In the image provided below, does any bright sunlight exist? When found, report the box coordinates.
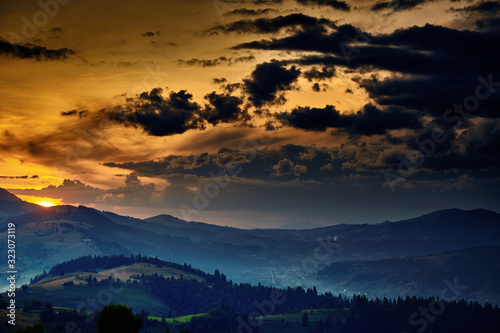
[17,195,62,208]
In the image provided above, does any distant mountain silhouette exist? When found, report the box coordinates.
[275,221,325,229]
[0,188,22,201]
[0,188,37,219]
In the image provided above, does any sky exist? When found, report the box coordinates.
[0,0,499,228]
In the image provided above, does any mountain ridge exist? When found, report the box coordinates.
[0,188,22,201]
[1,187,500,298]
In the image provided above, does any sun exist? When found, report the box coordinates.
[38,201,57,208]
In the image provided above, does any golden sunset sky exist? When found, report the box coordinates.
[1,0,498,227]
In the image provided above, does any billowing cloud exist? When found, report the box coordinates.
[272,158,307,176]
[244,61,301,107]
[60,87,250,137]
[104,145,332,180]
[10,179,105,205]
[303,66,336,81]
[202,92,248,125]
[105,88,203,136]
[279,104,422,135]
[10,177,160,208]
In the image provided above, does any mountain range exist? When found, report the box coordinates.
[1,188,499,303]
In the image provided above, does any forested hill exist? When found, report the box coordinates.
[29,255,340,315]
[4,255,500,333]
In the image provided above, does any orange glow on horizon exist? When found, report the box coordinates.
[38,201,56,208]
[17,195,63,208]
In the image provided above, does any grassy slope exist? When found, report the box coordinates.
[1,262,206,318]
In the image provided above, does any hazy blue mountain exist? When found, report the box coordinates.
[317,245,500,305]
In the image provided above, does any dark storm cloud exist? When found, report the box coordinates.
[105,88,203,136]
[202,13,336,35]
[104,152,225,177]
[244,61,301,107]
[475,17,500,30]
[371,0,433,12]
[296,0,350,11]
[235,23,500,118]
[98,87,249,136]
[177,55,255,67]
[0,38,75,60]
[278,104,422,135]
[224,8,277,16]
[104,144,339,181]
[358,72,500,119]
[407,119,500,172]
[303,66,336,81]
[202,92,248,125]
[235,23,498,75]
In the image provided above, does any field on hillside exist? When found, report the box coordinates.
[37,262,205,290]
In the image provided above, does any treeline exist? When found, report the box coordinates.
[141,275,500,333]
[13,297,500,333]
[16,303,97,333]
[143,273,340,316]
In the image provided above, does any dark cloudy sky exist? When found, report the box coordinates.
[1,0,499,227]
